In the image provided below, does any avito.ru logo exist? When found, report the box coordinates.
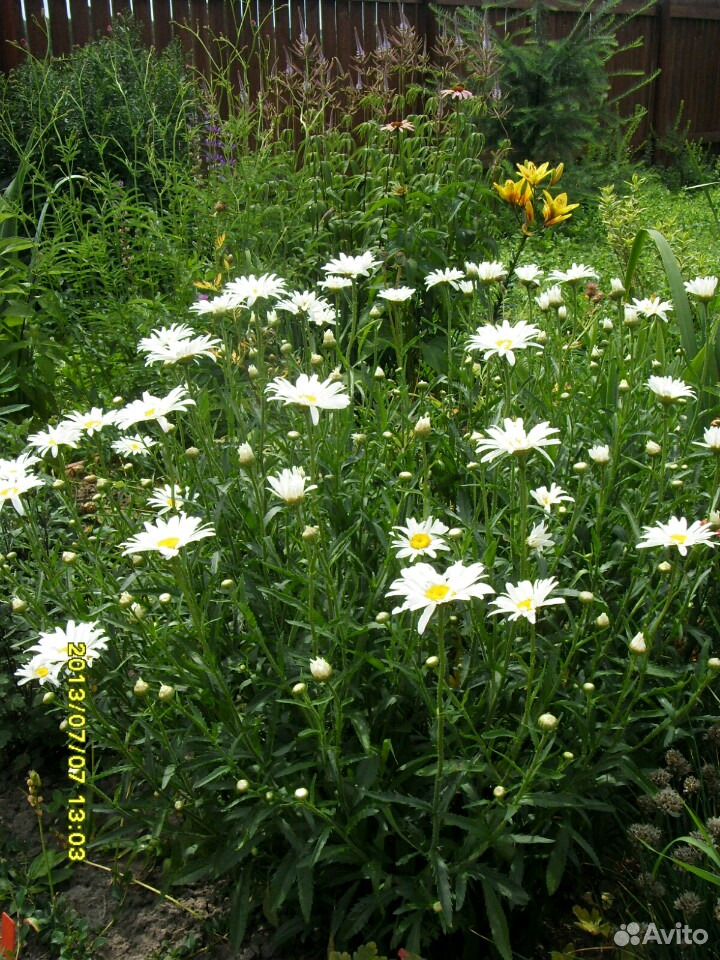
[614,921,709,947]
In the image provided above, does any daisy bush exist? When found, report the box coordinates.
[4,159,720,957]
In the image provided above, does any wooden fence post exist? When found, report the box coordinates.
[652,0,673,155]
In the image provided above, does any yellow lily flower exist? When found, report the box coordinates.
[550,162,564,185]
[542,191,579,228]
[493,177,532,207]
[516,160,552,188]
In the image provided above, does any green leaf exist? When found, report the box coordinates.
[481,879,512,960]
[28,849,66,880]
[297,864,314,923]
[546,827,570,895]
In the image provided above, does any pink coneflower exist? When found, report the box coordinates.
[440,83,474,100]
[380,119,415,132]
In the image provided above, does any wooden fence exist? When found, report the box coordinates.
[2,0,720,143]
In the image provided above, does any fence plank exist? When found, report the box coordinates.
[1,1,26,73]
[132,0,155,47]
[68,0,91,48]
[48,0,72,56]
[25,0,49,59]
[91,0,112,38]
[153,0,173,48]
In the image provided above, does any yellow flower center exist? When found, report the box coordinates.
[670,533,688,545]
[157,536,181,551]
[85,419,101,429]
[303,394,318,405]
[425,583,451,602]
[35,666,50,678]
[0,486,18,498]
[496,339,514,351]
[517,598,535,611]
[410,533,432,550]
[144,407,157,417]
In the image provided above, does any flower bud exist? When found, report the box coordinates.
[287,430,301,440]
[578,591,595,604]
[158,683,175,701]
[302,525,319,542]
[185,446,200,459]
[618,378,630,392]
[602,318,614,331]
[322,329,336,348]
[432,901,443,914]
[374,366,385,380]
[595,612,609,629]
[292,682,307,696]
[310,657,333,682]
[132,555,144,567]
[557,306,567,320]
[130,603,146,621]
[492,785,506,799]
[645,439,661,456]
[582,682,595,692]
[52,478,65,489]
[573,461,588,473]
[237,442,255,466]
[657,561,672,574]
[425,655,440,669]
[538,712,559,732]
[221,578,235,590]
[133,678,150,697]
[236,779,250,793]
[294,787,309,800]
[609,278,625,299]
[280,341,292,356]
[708,658,720,671]
[248,364,259,380]
[11,597,27,614]
[629,632,647,655]
[119,591,134,608]
[375,611,390,623]
[42,691,55,704]
[398,471,413,481]
[414,417,432,438]
[562,751,574,761]
[62,550,78,564]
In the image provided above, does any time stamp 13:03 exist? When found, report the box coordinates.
[65,642,89,863]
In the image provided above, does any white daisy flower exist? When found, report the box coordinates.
[15,652,63,687]
[386,560,495,635]
[61,407,117,437]
[531,483,574,513]
[267,466,317,505]
[391,517,450,561]
[465,260,507,283]
[318,276,354,292]
[514,264,543,286]
[0,452,41,482]
[377,286,415,302]
[631,295,673,323]
[588,444,610,464]
[684,276,718,302]
[547,263,598,284]
[138,322,195,350]
[275,290,337,326]
[466,320,543,366]
[189,291,246,316]
[224,273,288,307]
[27,620,109,668]
[321,251,381,279]
[148,484,193,514]
[637,516,717,557]
[114,386,195,433]
[265,372,350,426]
[694,425,720,452]
[647,375,696,404]
[27,422,83,458]
[111,435,158,456]
[488,577,565,624]
[0,473,44,515]
[535,285,564,311]
[121,512,215,559]
[526,520,554,554]
[424,267,466,290]
[472,417,561,464]
[139,326,220,365]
